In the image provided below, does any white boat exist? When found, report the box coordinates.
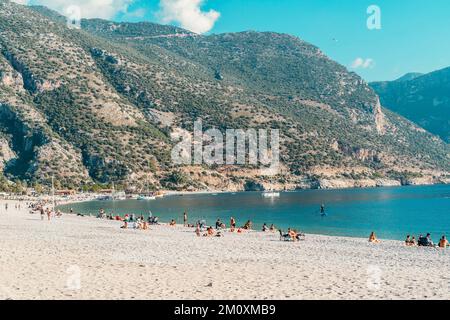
[137,195,156,201]
[262,192,280,198]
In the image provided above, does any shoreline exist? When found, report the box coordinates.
[1,180,447,203]
[54,184,449,243]
[164,181,450,195]
[1,198,449,300]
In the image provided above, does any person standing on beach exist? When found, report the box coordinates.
[230,217,236,231]
[183,211,188,227]
[195,223,201,237]
[40,206,45,221]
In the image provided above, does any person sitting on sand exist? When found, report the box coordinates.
[439,235,449,248]
[270,224,276,232]
[169,219,176,226]
[419,233,435,247]
[121,221,128,229]
[215,219,222,229]
[288,228,298,241]
[142,221,149,230]
[369,232,380,243]
[405,235,414,246]
[426,233,434,246]
[262,223,269,232]
[295,230,305,241]
[243,220,253,230]
[203,226,215,237]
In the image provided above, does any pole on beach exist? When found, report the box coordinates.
[112,181,116,216]
[52,175,55,212]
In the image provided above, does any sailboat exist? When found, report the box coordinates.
[137,176,156,200]
[262,191,281,198]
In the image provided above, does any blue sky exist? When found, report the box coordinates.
[25,0,450,82]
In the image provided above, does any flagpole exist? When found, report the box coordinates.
[51,175,55,212]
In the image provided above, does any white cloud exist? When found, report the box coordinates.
[15,0,134,20]
[351,57,375,69]
[158,0,220,34]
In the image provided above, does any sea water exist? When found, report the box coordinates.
[58,185,450,241]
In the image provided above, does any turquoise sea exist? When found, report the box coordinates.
[58,185,450,241]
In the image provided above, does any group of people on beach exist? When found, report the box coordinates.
[111,208,306,241]
[194,216,253,237]
[28,202,62,221]
[405,233,449,248]
[67,206,449,249]
[368,231,449,248]
[90,208,160,230]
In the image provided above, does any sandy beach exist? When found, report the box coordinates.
[0,199,449,300]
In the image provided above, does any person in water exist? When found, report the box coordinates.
[320,204,326,216]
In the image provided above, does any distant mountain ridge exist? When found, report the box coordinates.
[0,0,449,192]
[371,67,450,143]
[394,72,424,82]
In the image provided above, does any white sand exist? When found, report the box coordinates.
[0,199,449,300]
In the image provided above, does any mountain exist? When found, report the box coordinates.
[371,68,450,143]
[394,73,424,82]
[0,0,449,192]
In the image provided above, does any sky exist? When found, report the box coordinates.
[17,0,450,82]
